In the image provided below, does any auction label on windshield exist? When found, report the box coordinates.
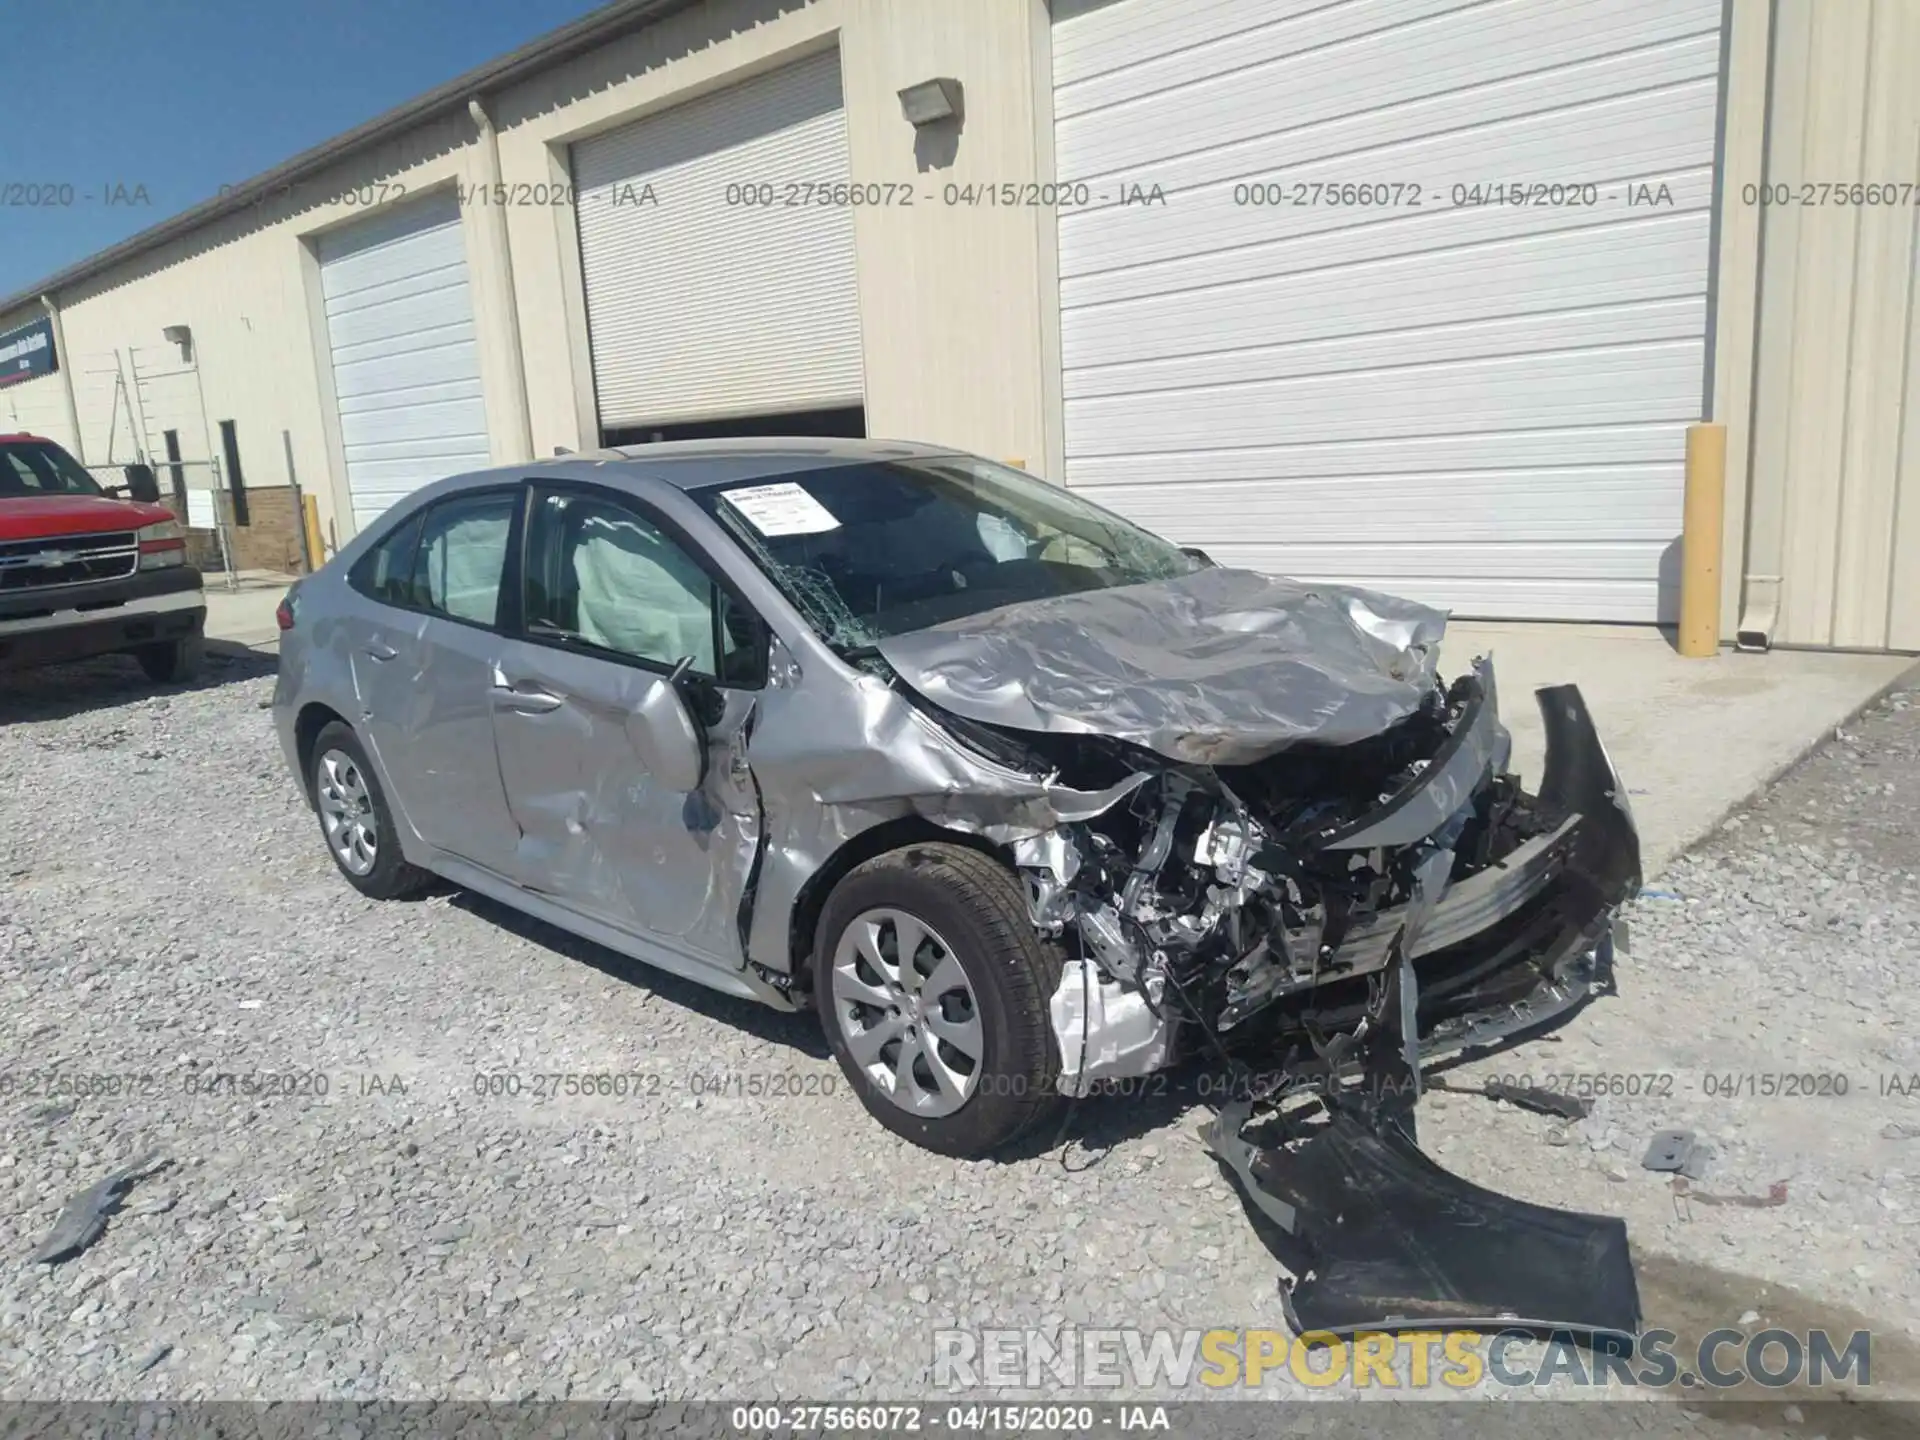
[724,481,841,535]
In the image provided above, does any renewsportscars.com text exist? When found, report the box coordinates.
[932,1326,1872,1391]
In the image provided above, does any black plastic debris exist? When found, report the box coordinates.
[1202,929,1641,1341]
[1192,678,1647,1345]
[1435,1077,1594,1121]
[1484,1079,1592,1120]
[31,1153,166,1265]
[1206,1098,1641,1341]
[1642,1128,1713,1179]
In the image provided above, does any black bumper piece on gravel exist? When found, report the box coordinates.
[1203,681,1644,1343]
[1210,1096,1640,1341]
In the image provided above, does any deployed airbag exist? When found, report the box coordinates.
[573,511,716,672]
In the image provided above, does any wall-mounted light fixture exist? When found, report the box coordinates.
[898,77,964,128]
[162,324,193,364]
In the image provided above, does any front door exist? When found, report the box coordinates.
[344,488,522,877]
[488,483,767,967]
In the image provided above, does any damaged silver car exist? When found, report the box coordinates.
[275,439,1642,1333]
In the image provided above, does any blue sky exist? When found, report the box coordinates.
[0,0,610,298]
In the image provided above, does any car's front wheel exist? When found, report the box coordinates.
[815,842,1064,1157]
[309,721,435,900]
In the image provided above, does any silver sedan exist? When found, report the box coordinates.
[273,439,1639,1161]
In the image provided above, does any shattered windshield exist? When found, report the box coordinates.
[695,456,1200,649]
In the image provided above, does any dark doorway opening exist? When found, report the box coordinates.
[603,405,865,449]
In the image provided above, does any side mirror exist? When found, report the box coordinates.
[1180,545,1215,567]
[124,463,162,505]
[729,608,772,686]
[627,675,708,792]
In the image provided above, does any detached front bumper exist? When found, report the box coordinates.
[1203,678,1646,1344]
[1215,660,1640,1043]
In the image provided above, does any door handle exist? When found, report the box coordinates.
[490,682,564,714]
[361,641,397,662]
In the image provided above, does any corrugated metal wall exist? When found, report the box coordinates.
[1745,0,1920,650]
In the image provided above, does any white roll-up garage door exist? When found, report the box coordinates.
[1052,0,1723,621]
[318,193,491,532]
[572,49,863,432]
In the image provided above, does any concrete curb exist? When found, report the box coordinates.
[1650,657,1920,875]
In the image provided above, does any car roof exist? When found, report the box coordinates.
[502,436,966,492]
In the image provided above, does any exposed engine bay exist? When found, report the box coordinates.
[919,652,1642,1340]
[865,569,1645,1339]
[990,656,1636,1099]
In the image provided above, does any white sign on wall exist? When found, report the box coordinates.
[186,487,218,529]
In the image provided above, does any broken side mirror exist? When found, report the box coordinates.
[627,665,709,792]
[123,463,162,505]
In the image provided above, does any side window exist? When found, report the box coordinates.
[347,512,425,608]
[0,452,42,492]
[411,492,516,626]
[524,488,761,684]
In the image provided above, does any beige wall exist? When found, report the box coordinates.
[0,370,81,456]
[1726,0,1920,651]
[41,109,529,554]
[27,0,1919,655]
[492,0,1057,472]
[18,0,1059,551]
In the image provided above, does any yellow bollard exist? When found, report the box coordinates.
[301,493,325,573]
[1678,422,1726,657]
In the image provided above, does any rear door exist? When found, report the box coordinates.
[489,481,767,967]
[343,487,523,876]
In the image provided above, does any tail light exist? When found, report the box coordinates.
[275,594,297,631]
[136,519,186,569]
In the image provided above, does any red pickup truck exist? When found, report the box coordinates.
[0,432,207,682]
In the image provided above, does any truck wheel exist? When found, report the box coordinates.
[135,636,205,684]
[309,721,436,900]
[816,842,1065,1158]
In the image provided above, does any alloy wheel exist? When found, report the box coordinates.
[316,748,379,876]
[829,907,984,1117]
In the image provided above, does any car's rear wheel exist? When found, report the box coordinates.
[309,721,435,900]
[135,636,204,684]
[815,842,1064,1157]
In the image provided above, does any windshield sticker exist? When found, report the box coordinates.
[722,482,841,536]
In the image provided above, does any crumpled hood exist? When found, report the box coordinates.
[874,566,1449,765]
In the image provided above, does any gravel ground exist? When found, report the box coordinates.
[1,649,1916,1432]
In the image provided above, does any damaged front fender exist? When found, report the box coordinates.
[739,650,1152,978]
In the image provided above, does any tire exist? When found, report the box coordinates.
[815,842,1065,1157]
[308,721,436,901]
[135,636,205,684]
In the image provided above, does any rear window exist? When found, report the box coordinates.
[0,439,104,498]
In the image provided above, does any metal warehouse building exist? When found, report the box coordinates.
[2,0,1915,651]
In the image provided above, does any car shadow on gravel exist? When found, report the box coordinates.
[444,881,1237,1161]
[448,888,830,1057]
[0,646,277,726]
